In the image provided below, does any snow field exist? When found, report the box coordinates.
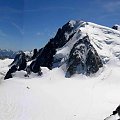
[0,59,120,120]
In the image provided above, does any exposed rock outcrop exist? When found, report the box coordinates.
[4,65,17,80]
[112,24,120,31]
[29,21,77,71]
[31,49,38,60]
[104,105,120,120]
[65,36,103,77]
[4,52,27,79]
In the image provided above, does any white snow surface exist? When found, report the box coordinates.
[0,59,120,120]
[0,21,120,120]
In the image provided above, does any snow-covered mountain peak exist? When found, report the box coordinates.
[54,21,120,68]
[4,20,120,79]
[68,20,85,29]
[68,20,76,27]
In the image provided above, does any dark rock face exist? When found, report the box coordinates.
[31,49,38,60]
[66,36,103,78]
[29,21,75,72]
[4,65,17,80]
[112,25,120,31]
[114,105,120,117]
[10,52,27,71]
[112,25,118,30]
[86,48,103,74]
[4,52,27,80]
[18,53,27,71]
[51,21,74,48]
[104,105,120,120]
[4,50,43,80]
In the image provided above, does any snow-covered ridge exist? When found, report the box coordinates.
[54,20,120,69]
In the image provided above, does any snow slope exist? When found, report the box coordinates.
[0,21,120,120]
[0,59,120,120]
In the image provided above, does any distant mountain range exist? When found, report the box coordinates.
[0,49,18,59]
[0,49,32,60]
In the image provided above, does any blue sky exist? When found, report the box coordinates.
[0,0,120,51]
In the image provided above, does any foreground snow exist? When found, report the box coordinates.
[0,59,120,120]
